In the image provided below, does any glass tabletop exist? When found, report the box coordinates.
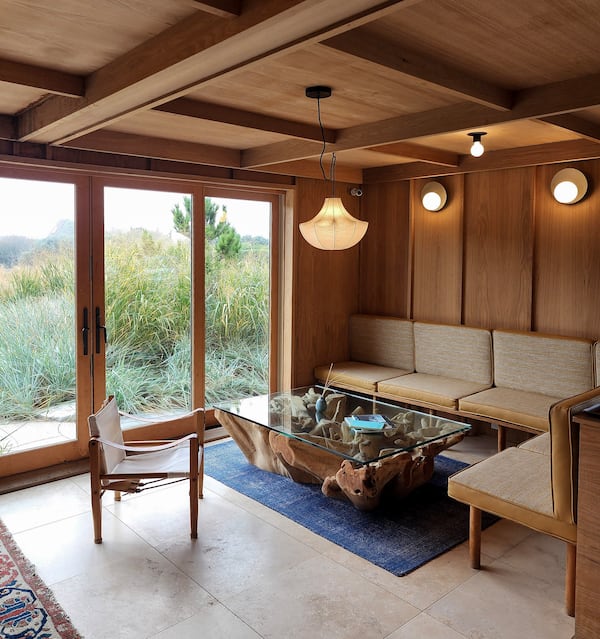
[214,385,471,465]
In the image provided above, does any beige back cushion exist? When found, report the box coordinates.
[349,315,414,371]
[413,322,493,385]
[549,388,600,523]
[493,330,594,397]
[595,342,600,387]
[88,396,125,473]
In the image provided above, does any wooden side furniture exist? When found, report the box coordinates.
[573,409,600,638]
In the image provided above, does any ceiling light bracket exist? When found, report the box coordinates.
[305,86,332,100]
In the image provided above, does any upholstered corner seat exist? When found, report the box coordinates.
[378,322,493,410]
[448,387,600,616]
[315,314,414,393]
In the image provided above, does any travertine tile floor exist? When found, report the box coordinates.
[0,433,575,639]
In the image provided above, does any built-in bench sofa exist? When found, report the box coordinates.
[314,314,599,449]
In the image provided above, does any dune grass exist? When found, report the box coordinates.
[0,233,269,420]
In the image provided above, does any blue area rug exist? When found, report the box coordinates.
[204,440,496,576]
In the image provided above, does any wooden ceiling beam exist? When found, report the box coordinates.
[190,0,242,18]
[365,141,459,166]
[242,73,600,167]
[62,130,241,167]
[322,29,513,111]
[363,139,600,182]
[0,115,17,140]
[154,97,336,143]
[17,0,413,145]
[538,114,600,142]
[514,72,600,116]
[0,58,84,97]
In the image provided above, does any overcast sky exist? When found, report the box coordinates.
[0,178,270,239]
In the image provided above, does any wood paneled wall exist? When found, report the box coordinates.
[355,160,600,341]
[359,181,411,317]
[534,161,600,338]
[463,167,535,330]
[291,177,363,386]
[411,175,464,324]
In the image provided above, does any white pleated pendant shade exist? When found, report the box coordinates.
[299,197,368,250]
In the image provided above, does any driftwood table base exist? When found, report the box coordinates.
[215,408,465,511]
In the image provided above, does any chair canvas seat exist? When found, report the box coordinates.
[110,441,196,478]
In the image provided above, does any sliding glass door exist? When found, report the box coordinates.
[0,170,282,477]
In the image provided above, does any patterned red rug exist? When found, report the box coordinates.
[0,519,82,638]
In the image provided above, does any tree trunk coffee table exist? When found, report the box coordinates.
[214,386,470,511]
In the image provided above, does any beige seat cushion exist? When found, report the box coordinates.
[493,329,594,397]
[518,432,550,455]
[458,387,561,432]
[448,446,575,543]
[315,361,410,393]
[414,322,493,385]
[378,373,491,409]
[350,315,415,371]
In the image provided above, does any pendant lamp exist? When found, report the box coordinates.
[299,86,368,250]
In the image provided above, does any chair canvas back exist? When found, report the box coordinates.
[88,396,126,474]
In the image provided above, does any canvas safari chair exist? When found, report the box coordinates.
[448,387,600,617]
[88,396,204,544]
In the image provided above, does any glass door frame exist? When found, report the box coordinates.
[203,186,281,394]
[90,175,206,440]
[0,166,93,477]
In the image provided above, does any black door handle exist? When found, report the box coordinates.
[95,307,107,354]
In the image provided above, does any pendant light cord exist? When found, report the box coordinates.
[316,96,336,197]
[316,96,327,183]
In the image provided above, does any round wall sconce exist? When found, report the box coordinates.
[550,168,588,204]
[421,181,448,212]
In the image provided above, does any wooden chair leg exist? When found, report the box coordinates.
[470,506,482,569]
[198,449,205,500]
[89,440,103,544]
[565,542,576,617]
[189,437,199,539]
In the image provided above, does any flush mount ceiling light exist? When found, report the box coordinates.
[468,131,487,157]
[421,181,447,212]
[299,86,368,250]
[550,168,588,204]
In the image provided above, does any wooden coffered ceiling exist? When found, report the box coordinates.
[1,0,600,183]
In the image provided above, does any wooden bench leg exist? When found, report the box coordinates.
[470,506,482,569]
[566,542,576,617]
[497,425,507,451]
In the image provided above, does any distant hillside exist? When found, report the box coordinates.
[0,219,74,266]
